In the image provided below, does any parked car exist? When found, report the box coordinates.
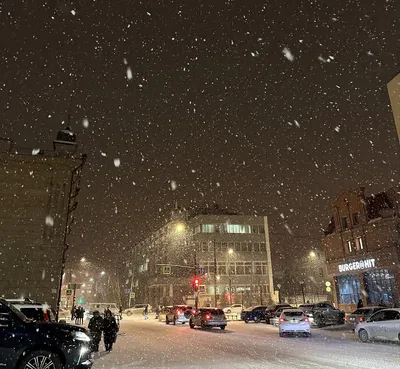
[166,305,193,325]
[123,304,151,316]
[298,304,316,324]
[189,308,227,330]
[0,298,93,369]
[265,304,292,324]
[355,308,400,343]
[346,306,385,330]
[158,306,172,322]
[6,299,56,322]
[312,302,345,327]
[223,304,244,314]
[270,307,289,326]
[278,308,311,337]
[241,306,268,323]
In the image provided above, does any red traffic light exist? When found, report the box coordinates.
[194,278,199,286]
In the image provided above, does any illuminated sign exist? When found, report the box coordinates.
[338,259,376,273]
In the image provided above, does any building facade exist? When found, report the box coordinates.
[323,187,400,312]
[387,73,400,143]
[0,137,84,309]
[127,207,274,308]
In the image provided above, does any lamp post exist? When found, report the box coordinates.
[228,248,233,304]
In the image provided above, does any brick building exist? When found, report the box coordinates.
[127,205,274,308]
[387,73,400,143]
[323,187,400,312]
[0,136,85,309]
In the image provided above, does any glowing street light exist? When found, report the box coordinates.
[100,271,105,276]
[89,278,94,282]
[176,223,185,232]
[80,257,86,262]
[228,248,234,255]
[309,251,316,258]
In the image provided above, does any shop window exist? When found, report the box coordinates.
[336,275,361,304]
[202,224,215,233]
[352,213,359,225]
[341,217,348,230]
[356,237,364,250]
[364,269,396,305]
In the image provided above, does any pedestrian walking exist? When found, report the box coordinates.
[143,304,149,320]
[80,307,85,324]
[103,310,119,352]
[357,299,363,308]
[70,306,76,321]
[88,311,103,353]
[75,307,80,325]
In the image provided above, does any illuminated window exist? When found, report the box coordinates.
[202,224,215,233]
[357,237,364,250]
[347,240,352,252]
[226,224,251,233]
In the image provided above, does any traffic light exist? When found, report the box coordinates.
[193,277,200,292]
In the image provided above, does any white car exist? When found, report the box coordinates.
[355,308,400,343]
[278,309,311,337]
[6,299,56,322]
[223,304,244,314]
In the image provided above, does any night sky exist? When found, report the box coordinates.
[2,1,400,266]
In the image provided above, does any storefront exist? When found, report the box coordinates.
[328,254,400,312]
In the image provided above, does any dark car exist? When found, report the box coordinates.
[264,304,292,324]
[312,302,345,327]
[346,306,385,330]
[241,306,268,323]
[0,299,93,369]
[189,308,227,330]
[166,305,193,325]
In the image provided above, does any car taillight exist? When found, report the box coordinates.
[279,317,287,323]
[176,309,181,315]
[206,314,211,320]
[359,317,363,322]
[301,317,309,322]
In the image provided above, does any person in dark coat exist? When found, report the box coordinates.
[88,311,103,353]
[103,310,119,352]
[143,305,149,320]
[71,306,76,321]
[357,299,363,309]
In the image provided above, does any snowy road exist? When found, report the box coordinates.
[92,318,399,369]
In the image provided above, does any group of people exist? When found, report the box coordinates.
[88,309,119,353]
[71,306,85,325]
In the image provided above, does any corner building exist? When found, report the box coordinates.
[127,207,274,308]
[323,187,400,312]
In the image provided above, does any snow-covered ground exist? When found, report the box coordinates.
[92,318,399,369]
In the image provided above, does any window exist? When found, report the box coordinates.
[254,262,262,275]
[352,213,359,225]
[252,225,259,234]
[235,242,241,252]
[357,237,364,250]
[226,224,251,233]
[244,262,252,275]
[341,217,348,229]
[336,274,361,304]
[201,242,208,252]
[202,224,215,233]
[236,262,245,275]
[221,242,227,251]
[253,242,260,252]
[259,225,265,234]
[217,263,226,275]
[347,240,352,252]
[364,269,396,304]
[241,242,248,252]
[215,242,221,251]
[247,242,252,251]
[260,243,266,251]
[228,263,235,275]
[194,225,201,234]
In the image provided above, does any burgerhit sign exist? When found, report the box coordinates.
[338,258,376,273]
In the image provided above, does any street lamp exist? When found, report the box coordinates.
[176,223,185,232]
[228,248,234,255]
[80,257,86,263]
[309,251,316,258]
[100,271,105,276]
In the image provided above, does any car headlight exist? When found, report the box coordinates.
[72,331,91,342]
